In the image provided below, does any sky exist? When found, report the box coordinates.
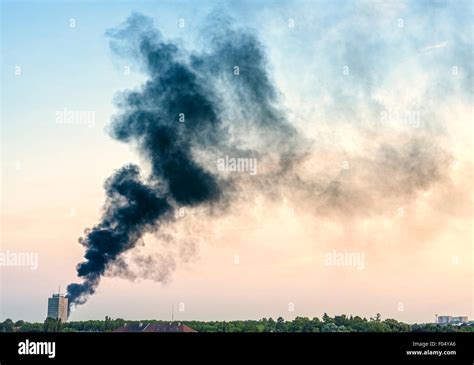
[0,0,472,323]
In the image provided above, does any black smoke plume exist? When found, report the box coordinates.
[66,13,299,307]
[66,12,453,309]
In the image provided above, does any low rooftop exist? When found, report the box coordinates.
[114,322,197,333]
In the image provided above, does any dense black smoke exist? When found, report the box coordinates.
[67,164,173,304]
[67,12,452,309]
[67,13,299,307]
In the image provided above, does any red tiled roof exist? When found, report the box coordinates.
[114,322,197,333]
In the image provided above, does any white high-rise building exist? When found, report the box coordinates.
[47,293,68,322]
[437,315,468,325]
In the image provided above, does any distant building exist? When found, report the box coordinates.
[114,322,196,333]
[47,293,68,322]
[437,315,468,325]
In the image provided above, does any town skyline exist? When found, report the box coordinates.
[1,0,472,325]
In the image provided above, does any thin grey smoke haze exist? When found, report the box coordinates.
[66,12,454,309]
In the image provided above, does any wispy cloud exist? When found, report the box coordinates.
[420,41,448,53]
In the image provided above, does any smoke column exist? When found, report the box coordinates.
[67,12,450,309]
[66,13,299,307]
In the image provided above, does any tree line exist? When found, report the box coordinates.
[1,314,472,332]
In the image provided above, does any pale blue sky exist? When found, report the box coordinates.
[1,1,472,323]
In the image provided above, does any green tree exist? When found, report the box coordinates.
[384,319,410,332]
[1,319,15,332]
[334,315,350,327]
[18,322,43,332]
[311,317,323,332]
[321,323,339,332]
[103,316,111,331]
[15,320,25,328]
[56,319,62,332]
[276,317,285,332]
[265,317,276,332]
[43,317,61,332]
[288,317,312,332]
[322,313,333,324]
[43,317,56,332]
